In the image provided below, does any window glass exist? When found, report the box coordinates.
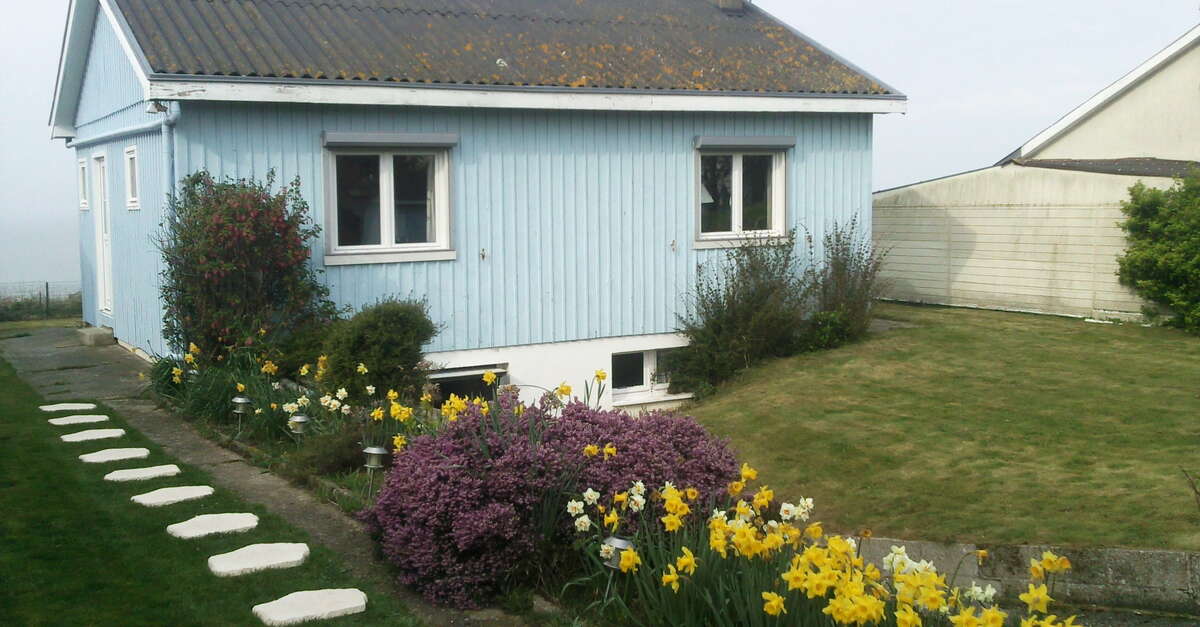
[611,352,645,389]
[653,349,678,386]
[741,155,772,231]
[78,164,88,204]
[336,155,381,246]
[700,155,733,233]
[127,154,138,200]
[393,155,433,244]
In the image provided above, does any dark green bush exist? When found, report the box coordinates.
[1118,175,1200,332]
[157,171,338,357]
[284,423,367,477]
[667,219,887,397]
[322,299,439,401]
[275,318,344,378]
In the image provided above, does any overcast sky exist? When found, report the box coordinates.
[1,0,1197,284]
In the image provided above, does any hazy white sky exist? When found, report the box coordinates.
[1,0,1197,283]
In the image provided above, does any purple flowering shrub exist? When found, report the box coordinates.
[361,392,738,608]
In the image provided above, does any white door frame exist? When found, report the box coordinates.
[92,153,113,315]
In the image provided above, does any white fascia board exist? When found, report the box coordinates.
[144,79,907,114]
[1013,22,1200,161]
[49,0,98,140]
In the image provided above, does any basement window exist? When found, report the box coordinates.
[611,349,679,397]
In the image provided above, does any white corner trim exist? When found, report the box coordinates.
[1014,22,1200,160]
[323,249,457,266]
[144,79,908,114]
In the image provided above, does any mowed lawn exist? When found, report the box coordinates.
[688,302,1200,551]
[0,350,418,626]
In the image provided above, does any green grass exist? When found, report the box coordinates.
[687,303,1200,551]
[0,355,419,626]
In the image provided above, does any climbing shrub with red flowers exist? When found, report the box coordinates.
[157,171,337,357]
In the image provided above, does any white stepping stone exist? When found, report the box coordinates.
[48,414,109,426]
[79,448,150,463]
[131,485,214,507]
[61,428,125,442]
[40,402,97,412]
[104,464,181,482]
[208,543,310,577]
[252,589,367,626]
[168,513,259,539]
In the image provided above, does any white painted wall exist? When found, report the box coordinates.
[1033,42,1200,161]
[425,332,692,411]
[873,165,1172,318]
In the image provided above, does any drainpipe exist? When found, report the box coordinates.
[158,101,180,202]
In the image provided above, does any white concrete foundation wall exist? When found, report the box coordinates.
[425,332,691,411]
[873,165,1169,319]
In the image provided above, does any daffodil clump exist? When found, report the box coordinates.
[568,461,1083,627]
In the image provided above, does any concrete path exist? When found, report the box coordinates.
[2,327,513,626]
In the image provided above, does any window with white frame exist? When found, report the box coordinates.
[77,160,89,209]
[611,348,679,396]
[328,150,451,256]
[698,152,785,238]
[123,146,139,209]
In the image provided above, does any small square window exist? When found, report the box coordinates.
[611,352,646,390]
[698,152,784,238]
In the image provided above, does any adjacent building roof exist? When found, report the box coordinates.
[1013,157,1200,179]
[113,0,897,96]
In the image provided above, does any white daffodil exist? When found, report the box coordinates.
[582,488,600,506]
[599,544,615,560]
[779,502,797,521]
[341,405,353,415]
[271,381,282,390]
[566,500,585,516]
[574,515,592,532]
[630,481,646,496]
[365,385,376,395]
[297,396,311,407]
[628,494,646,512]
[328,399,342,411]
[336,387,349,400]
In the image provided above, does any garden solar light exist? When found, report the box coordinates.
[288,413,309,435]
[601,536,633,570]
[363,446,389,469]
[231,395,252,414]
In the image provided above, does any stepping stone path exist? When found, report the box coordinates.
[104,464,181,482]
[252,589,367,626]
[79,447,149,463]
[61,428,125,442]
[168,513,259,539]
[131,485,214,507]
[48,414,109,426]
[40,402,97,412]
[208,543,310,577]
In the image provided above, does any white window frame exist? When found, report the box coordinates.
[77,159,89,210]
[695,151,786,247]
[123,146,140,210]
[324,148,454,265]
[610,349,676,398]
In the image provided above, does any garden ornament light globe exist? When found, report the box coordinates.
[231,395,252,415]
[288,413,309,435]
[601,536,633,570]
[363,446,389,469]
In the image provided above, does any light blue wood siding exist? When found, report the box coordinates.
[174,103,873,354]
[73,12,169,355]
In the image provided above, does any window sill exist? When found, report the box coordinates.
[693,235,784,250]
[324,249,457,266]
[611,390,694,408]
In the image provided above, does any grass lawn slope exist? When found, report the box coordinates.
[688,303,1200,551]
[0,354,417,626]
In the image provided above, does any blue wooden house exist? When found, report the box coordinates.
[51,0,904,407]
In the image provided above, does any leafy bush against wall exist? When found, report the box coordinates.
[668,219,886,396]
[157,171,337,356]
[322,299,438,402]
[361,392,738,608]
[1118,176,1200,332]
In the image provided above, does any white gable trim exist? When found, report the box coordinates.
[49,0,151,140]
[144,78,907,114]
[1008,22,1200,162]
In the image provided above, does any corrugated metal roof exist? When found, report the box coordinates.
[113,0,895,96]
[1015,158,1200,178]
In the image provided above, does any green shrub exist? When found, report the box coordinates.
[274,318,344,378]
[815,216,888,338]
[156,171,338,357]
[1118,175,1200,332]
[284,423,367,478]
[321,299,438,401]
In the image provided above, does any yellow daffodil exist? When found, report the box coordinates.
[1040,551,1071,573]
[420,392,433,404]
[594,369,607,381]
[1029,558,1045,581]
[976,549,989,564]
[685,487,699,501]
[781,566,806,591]
[370,407,384,422]
[949,607,981,627]
[675,547,697,575]
[603,442,617,459]
[752,485,774,511]
[613,491,628,506]
[660,513,683,532]
[582,444,599,458]
[1019,583,1052,614]
[980,607,1006,627]
[390,403,413,422]
[387,389,399,401]
[299,363,310,376]
[392,434,407,451]
[761,591,786,616]
[618,547,640,573]
[603,509,619,531]
[740,462,757,482]
[236,382,246,393]
[183,353,195,365]
[356,362,369,374]
[727,480,745,497]
[270,403,278,410]
[260,360,278,375]
[895,605,923,627]
[660,564,680,592]
[805,522,823,539]
[188,342,201,355]
[556,382,572,397]
[258,327,267,336]
[171,366,183,384]
[482,370,497,385]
